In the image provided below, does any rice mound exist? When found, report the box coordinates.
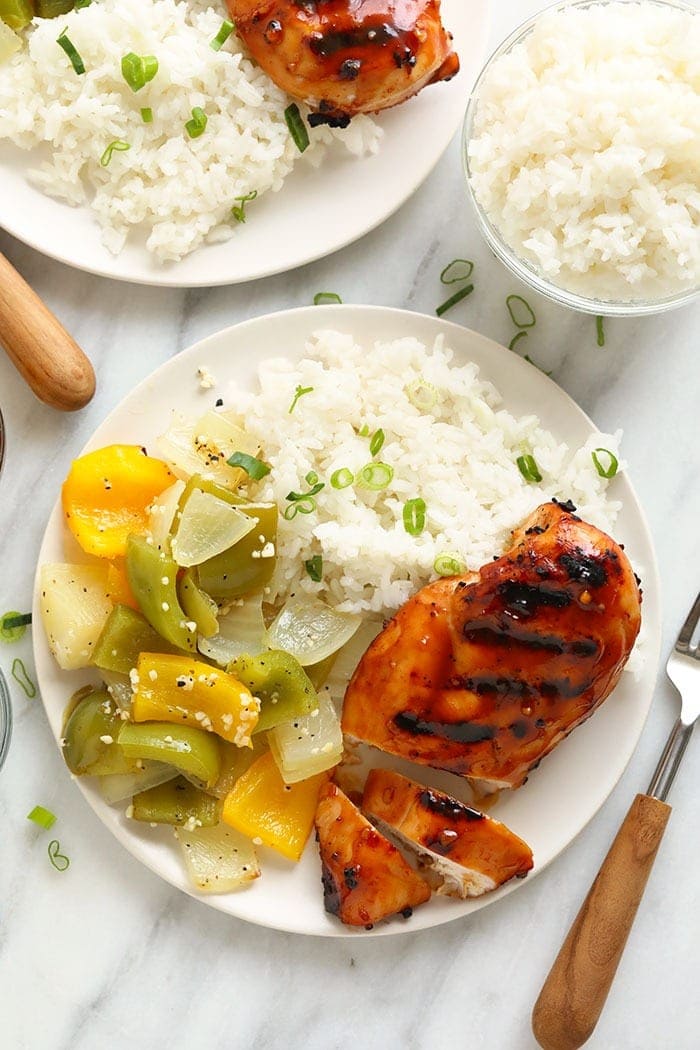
[230,330,624,615]
[468,2,700,301]
[0,0,381,261]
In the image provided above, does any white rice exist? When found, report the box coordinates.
[229,331,624,615]
[0,0,381,261]
[468,2,700,301]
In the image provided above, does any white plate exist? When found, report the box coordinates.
[0,1,489,287]
[33,305,661,936]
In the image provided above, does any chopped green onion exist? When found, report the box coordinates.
[140,107,153,123]
[56,30,85,75]
[313,292,342,306]
[227,451,270,480]
[596,315,605,347]
[524,354,553,377]
[591,448,618,479]
[369,428,385,457]
[285,102,309,153]
[12,658,36,698]
[47,840,70,872]
[27,805,57,831]
[288,384,313,414]
[1,611,31,643]
[100,140,130,167]
[287,472,324,502]
[210,18,235,50]
[121,52,158,93]
[304,555,323,582]
[509,331,528,352]
[356,462,394,491]
[436,283,474,317]
[283,497,317,520]
[358,424,370,437]
[330,468,354,490]
[406,379,438,412]
[434,553,464,577]
[516,454,543,484]
[231,189,257,223]
[74,0,92,8]
[403,498,426,537]
[440,259,474,284]
[506,294,536,329]
[185,107,208,139]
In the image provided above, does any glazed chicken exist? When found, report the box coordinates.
[228,1,459,125]
[363,769,533,897]
[342,501,642,790]
[315,781,430,926]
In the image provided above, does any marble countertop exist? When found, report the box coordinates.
[1,2,699,1047]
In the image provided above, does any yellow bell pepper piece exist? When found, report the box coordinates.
[106,559,140,611]
[222,752,328,862]
[62,445,174,558]
[132,653,260,747]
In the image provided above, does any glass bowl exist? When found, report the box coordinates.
[462,0,700,317]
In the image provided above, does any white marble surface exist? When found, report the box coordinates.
[1,2,699,1047]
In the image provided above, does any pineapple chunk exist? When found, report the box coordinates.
[174,822,260,893]
[39,563,113,670]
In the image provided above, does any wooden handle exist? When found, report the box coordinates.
[0,252,95,411]
[532,793,671,1050]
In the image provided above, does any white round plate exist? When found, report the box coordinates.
[33,305,661,936]
[0,1,489,287]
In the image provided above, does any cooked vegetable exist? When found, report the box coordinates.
[125,534,196,651]
[131,653,260,746]
[36,0,74,16]
[174,822,260,892]
[132,775,220,826]
[228,649,318,733]
[268,690,342,784]
[39,562,113,670]
[197,591,267,666]
[62,445,174,558]
[197,502,277,600]
[106,560,139,611]
[171,489,256,567]
[63,689,138,776]
[147,479,185,546]
[100,668,133,713]
[118,721,222,788]
[156,410,259,488]
[177,473,244,511]
[209,735,268,799]
[0,0,33,32]
[0,20,21,61]
[177,569,218,638]
[222,751,327,861]
[266,596,361,666]
[99,761,177,804]
[93,604,182,675]
[226,452,270,481]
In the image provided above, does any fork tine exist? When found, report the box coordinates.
[675,590,700,653]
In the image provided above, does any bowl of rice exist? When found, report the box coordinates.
[462,0,700,316]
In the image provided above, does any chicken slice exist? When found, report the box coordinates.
[315,781,430,926]
[363,768,533,897]
[342,500,642,789]
[228,0,459,124]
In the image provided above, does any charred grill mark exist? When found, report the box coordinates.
[307,110,351,127]
[308,22,402,58]
[551,497,578,514]
[559,550,608,588]
[497,581,573,617]
[418,788,484,823]
[321,861,341,915]
[461,623,600,659]
[525,525,547,535]
[445,674,538,699]
[509,719,529,739]
[343,865,360,890]
[394,711,496,744]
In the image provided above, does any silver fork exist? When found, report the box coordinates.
[532,590,700,1050]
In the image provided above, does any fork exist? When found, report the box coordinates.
[532,590,700,1050]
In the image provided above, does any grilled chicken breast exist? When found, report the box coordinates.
[315,781,430,926]
[342,500,642,789]
[228,0,459,125]
[363,769,533,897]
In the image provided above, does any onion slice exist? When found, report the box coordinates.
[171,489,256,567]
[197,591,268,667]
[267,597,361,667]
[269,691,343,784]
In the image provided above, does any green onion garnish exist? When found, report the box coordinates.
[356,462,394,491]
[524,354,553,377]
[330,467,354,490]
[27,805,57,830]
[140,107,153,123]
[313,292,342,306]
[288,384,313,414]
[369,429,385,457]
[304,555,323,582]
[509,331,528,352]
[440,259,474,284]
[283,498,316,520]
[516,454,543,484]
[403,498,426,537]
[121,52,158,93]
[596,315,605,347]
[506,294,536,329]
[436,283,474,318]
[285,102,309,153]
[231,189,257,223]
[227,451,270,480]
[12,657,36,698]
[100,140,130,167]
[1,611,31,643]
[74,0,92,8]
[185,107,208,139]
[56,30,85,75]
[47,840,70,872]
[591,448,618,479]
[358,424,370,437]
[406,379,438,412]
[434,553,464,577]
[210,18,235,50]
[287,471,324,501]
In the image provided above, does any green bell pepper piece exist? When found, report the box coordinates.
[228,649,318,733]
[118,720,221,788]
[132,775,220,826]
[177,568,218,638]
[1,0,34,30]
[198,503,277,600]
[211,735,268,798]
[93,604,183,674]
[63,689,139,776]
[177,474,245,515]
[35,0,74,17]
[125,534,195,651]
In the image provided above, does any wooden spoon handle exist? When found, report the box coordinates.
[532,793,671,1050]
[0,252,95,411]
